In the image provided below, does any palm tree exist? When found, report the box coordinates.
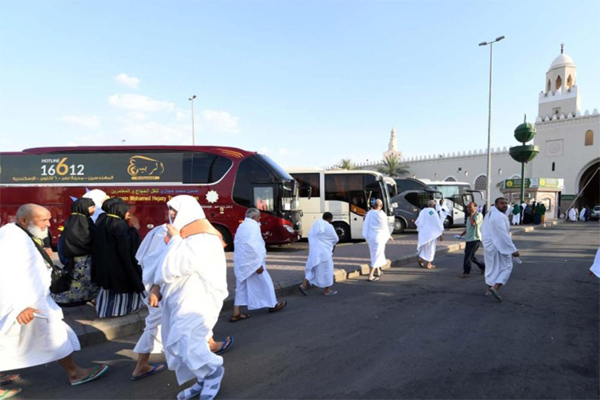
[338,158,357,170]
[377,154,410,177]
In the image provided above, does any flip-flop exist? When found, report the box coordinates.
[490,288,503,302]
[177,382,203,400]
[0,388,22,399]
[229,313,250,323]
[0,374,21,386]
[368,277,380,282]
[70,364,109,386]
[298,285,308,296]
[324,290,338,296]
[269,300,287,313]
[130,363,167,381]
[215,337,234,355]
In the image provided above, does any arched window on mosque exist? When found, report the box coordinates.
[585,130,594,146]
[567,75,573,91]
[546,80,551,93]
[474,175,488,191]
[445,176,456,182]
[555,75,562,91]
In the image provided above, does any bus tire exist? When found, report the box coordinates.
[394,217,406,234]
[214,225,233,252]
[332,222,351,243]
[443,217,453,230]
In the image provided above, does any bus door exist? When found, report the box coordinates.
[290,172,322,238]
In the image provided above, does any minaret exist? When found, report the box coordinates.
[383,127,402,160]
[538,44,580,119]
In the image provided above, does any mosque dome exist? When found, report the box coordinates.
[549,53,575,70]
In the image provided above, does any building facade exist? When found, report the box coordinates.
[347,47,599,213]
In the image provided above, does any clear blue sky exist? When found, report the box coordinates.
[1,0,598,169]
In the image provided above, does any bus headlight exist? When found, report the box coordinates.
[284,225,295,234]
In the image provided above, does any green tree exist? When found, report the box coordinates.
[377,154,410,177]
[338,158,357,170]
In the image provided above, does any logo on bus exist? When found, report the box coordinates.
[127,156,165,180]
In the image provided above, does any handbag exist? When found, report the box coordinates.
[50,261,74,294]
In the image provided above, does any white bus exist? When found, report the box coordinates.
[289,169,395,242]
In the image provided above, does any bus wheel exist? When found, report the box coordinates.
[214,225,233,252]
[443,217,452,230]
[394,218,406,234]
[333,222,351,242]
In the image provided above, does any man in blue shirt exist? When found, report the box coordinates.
[459,202,485,278]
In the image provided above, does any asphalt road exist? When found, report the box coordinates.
[11,223,600,399]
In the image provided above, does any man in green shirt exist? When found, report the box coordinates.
[459,202,485,278]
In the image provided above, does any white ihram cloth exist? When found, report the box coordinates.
[152,196,228,385]
[568,208,577,221]
[133,224,167,355]
[362,210,392,269]
[481,209,518,286]
[590,247,600,278]
[305,219,339,288]
[0,224,80,371]
[233,218,277,309]
[83,189,107,223]
[436,203,450,222]
[415,207,444,262]
[580,208,587,220]
[512,213,521,225]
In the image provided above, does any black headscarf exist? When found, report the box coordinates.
[92,199,144,293]
[60,198,96,258]
[95,197,123,225]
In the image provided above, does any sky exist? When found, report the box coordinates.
[0,0,598,169]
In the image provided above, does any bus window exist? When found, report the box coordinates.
[183,153,233,184]
[233,156,274,208]
[254,187,275,212]
[293,173,320,198]
[325,174,349,202]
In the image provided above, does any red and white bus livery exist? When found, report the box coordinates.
[0,146,302,249]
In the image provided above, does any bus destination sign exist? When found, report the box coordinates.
[0,153,183,184]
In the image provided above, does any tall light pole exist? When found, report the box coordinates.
[189,95,197,145]
[479,35,505,213]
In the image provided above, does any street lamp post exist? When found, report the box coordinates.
[479,35,505,213]
[189,95,197,145]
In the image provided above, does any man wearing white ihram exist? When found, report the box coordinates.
[0,204,108,397]
[415,200,445,269]
[230,208,287,322]
[150,195,229,400]
[481,197,520,302]
[363,199,394,282]
[299,212,340,296]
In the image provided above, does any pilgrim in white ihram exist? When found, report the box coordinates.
[231,208,286,322]
[568,207,577,221]
[590,247,600,278]
[481,199,520,302]
[415,200,445,269]
[151,195,228,400]
[299,213,339,296]
[362,199,393,282]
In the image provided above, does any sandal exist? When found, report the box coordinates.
[215,337,234,355]
[0,389,21,399]
[199,366,224,400]
[70,364,109,386]
[268,300,287,313]
[490,288,503,302]
[0,374,20,386]
[177,382,203,400]
[130,364,166,381]
[459,273,470,278]
[324,290,338,296]
[229,314,250,323]
[298,285,308,296]
[368,277,380,282]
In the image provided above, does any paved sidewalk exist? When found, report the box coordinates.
[63,220,561,346]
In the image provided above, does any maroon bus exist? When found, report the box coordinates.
[0,146,302,250]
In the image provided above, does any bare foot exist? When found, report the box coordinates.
[132,364,154,378]
[68,366,94,383]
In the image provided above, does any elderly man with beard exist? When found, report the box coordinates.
[0,204,108,397]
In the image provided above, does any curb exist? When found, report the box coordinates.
[70,220,561,347]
